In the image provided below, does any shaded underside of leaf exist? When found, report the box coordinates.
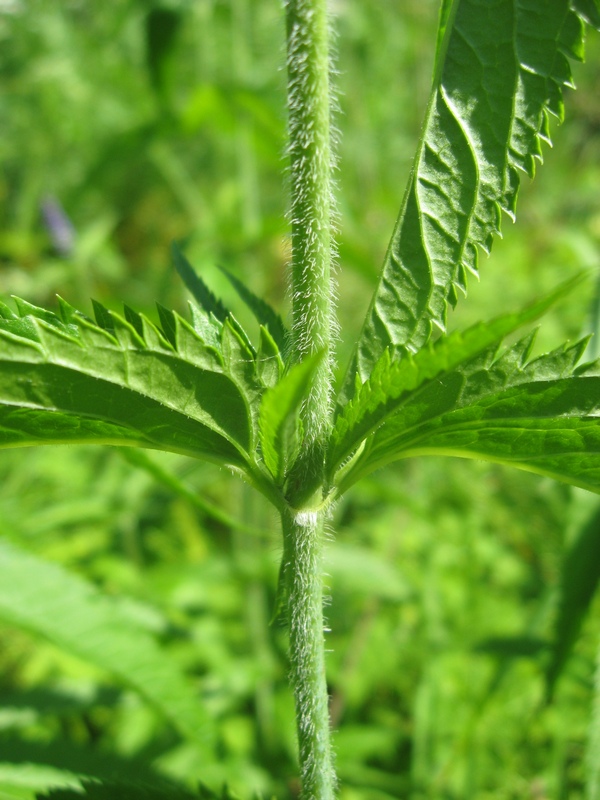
[0,298,259,470]
[0,737,167,792]
[0,539,214,746]
[342,0,599,399]
[0,367,244,466]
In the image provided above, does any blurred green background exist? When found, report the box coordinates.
[1,1,600,798]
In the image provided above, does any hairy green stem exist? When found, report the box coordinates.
[282,507,336,799]
[285,0,335,458]
[283,0,337,794]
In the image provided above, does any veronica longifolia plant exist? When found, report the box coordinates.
[1,1,600,797]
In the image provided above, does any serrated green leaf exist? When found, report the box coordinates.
[572,0,600,28]
[342,0,599,399]
[219,267,288,353]
[188,301,223,350]
[91,300,114,333]
[12,298,73,334]
[260,352,324,482]
[0,540,215,745]
[220,319,263,450]
[335,335,600,495]
[0,299,258,469]
[0,298,283,506]
[474,636,549,660]
[329,277,585,479]
[56,296,93,328]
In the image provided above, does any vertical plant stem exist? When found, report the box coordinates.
[283,0,337,795]
[285,0,335,460]
[282,507,336,799]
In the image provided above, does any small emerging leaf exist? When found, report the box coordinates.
[260,352,325,483]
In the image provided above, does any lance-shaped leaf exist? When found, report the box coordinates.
[260,353,324,483]
[0,539,214,745]
[219,266,288,354]
[342,0,600,400]
[172,243,230,323]
[334,334,600,495]
[172,243,255,355]
[0,298,260,470]
[328,276,585,480]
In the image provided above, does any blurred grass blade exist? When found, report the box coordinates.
[587,637,600,800]
[474,636,548,660]
[36,784,192,800]
[145,7,181,101]
[547,503,600,698]
[36,781,241,799]
[119,447,267,536]
[0,539,215,746]
[342,1,600,400]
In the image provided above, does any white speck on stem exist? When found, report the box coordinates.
[294,509,319,528]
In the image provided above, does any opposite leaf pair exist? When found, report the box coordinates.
[0,249,598,516]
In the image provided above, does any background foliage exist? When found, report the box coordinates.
[1,0,600,798]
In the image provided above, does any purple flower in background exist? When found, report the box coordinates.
[40,196,76,258]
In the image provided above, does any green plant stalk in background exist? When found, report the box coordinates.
[283,0,336,794]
